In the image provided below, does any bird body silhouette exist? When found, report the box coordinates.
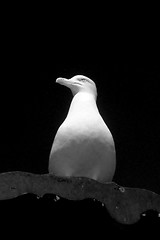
[49,75,116,183]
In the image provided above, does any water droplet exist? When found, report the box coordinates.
[56,195,60,200]
[54,195,60,202]
[119,187,125,193]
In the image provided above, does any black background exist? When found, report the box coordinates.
[0,64,159,194]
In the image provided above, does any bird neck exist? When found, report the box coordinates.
[67,92,98,116]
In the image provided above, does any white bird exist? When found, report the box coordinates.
[49,75,116,183]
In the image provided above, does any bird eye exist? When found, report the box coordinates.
[79,78,87,82]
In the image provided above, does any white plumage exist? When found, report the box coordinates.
[49,75,116,183]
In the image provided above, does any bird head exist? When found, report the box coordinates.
[56,75,97,98]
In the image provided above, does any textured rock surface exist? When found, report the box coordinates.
[0,171,159,225]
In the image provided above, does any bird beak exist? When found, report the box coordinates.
[56,77,72,86]
[56,77,81,87]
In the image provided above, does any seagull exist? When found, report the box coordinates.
[48,75,116,183]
